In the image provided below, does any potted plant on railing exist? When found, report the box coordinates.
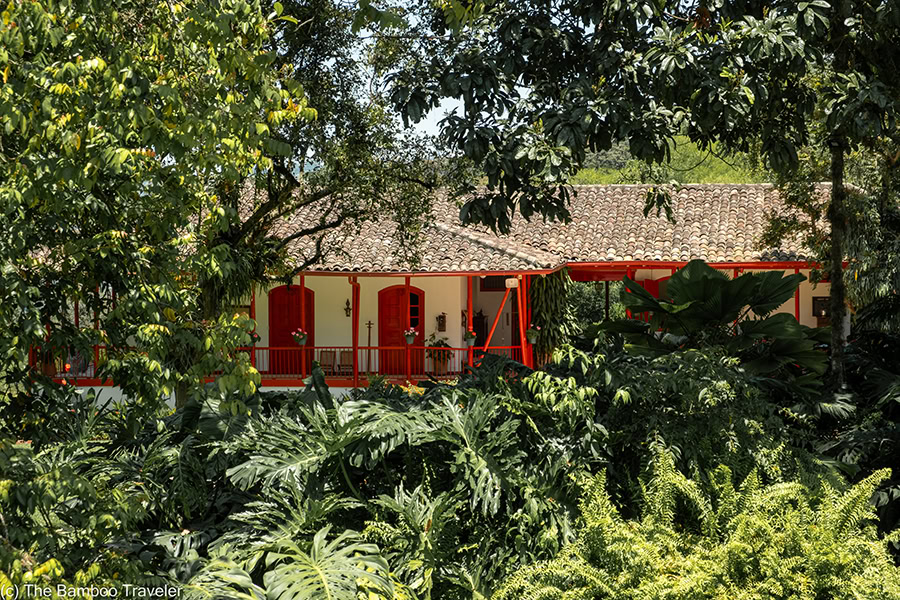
[292,328,308,346]
[526,324,541,344]
[403,327,418,345]
[426,333,452,375]
[464,329,477,347]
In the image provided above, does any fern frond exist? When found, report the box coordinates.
[824,468,892,535]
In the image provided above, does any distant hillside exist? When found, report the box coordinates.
[572,138,766,185]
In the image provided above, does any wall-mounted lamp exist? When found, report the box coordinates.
[344,299,352,317]
[436,312,447,332]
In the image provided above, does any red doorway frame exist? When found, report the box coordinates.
[268,285,314,374]
[378,284,425,375]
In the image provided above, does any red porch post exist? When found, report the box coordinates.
[300,274,306,378]
[249,289,256,368]
[405,276,411,382]
[794,268,801,321]
[524,275,534,368]
[625,268,634,319]
[515,278,528,367]
[467,275,474,368]
[350,277,360,387]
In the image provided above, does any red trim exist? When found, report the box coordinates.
[794,268,801,321]
[568,260,815,269]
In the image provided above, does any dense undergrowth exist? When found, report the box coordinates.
[3,267,900,598]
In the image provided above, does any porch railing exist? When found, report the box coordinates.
[28,346,108,379]
[244,345,524,380]
[29,344,525,385]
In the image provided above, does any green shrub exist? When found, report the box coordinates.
[495,452,900,600]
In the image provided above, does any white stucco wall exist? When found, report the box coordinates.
[471,278,522,347]
[254,274,468,349]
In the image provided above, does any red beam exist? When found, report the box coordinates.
[569,260,816,269]
[794,268,801,321]
[483,288,510,352]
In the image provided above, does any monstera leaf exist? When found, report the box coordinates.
[263,526,392,600]
[599,261,827,394]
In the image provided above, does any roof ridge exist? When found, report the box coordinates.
[432,221,562,269]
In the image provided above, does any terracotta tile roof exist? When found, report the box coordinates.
[280,210,564,273]
[274,183,822,273]
[494,183,819,264]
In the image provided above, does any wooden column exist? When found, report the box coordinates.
[350,277,360,387]
[405,275,411,382]
[300,274,306,378]
[467,276,474,368]
[794,268,801,321]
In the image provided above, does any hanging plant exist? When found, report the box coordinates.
[292,328,308,346]
[529,268,581,362]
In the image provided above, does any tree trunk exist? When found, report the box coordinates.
[828,140,847,389]
[175,380,190,409]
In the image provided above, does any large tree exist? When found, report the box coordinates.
[0,0,457,424]
[0,0,310,432]
[386,0,900,387]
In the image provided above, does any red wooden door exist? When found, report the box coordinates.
[378,286,424,375]
[268,285,314,374]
